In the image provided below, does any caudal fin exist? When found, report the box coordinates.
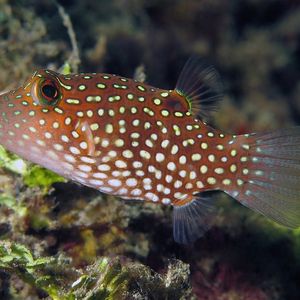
[227,127,300,228]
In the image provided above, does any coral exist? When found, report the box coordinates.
[0,242,192,299]
[0,0,68,90]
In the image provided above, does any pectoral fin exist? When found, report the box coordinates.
[74,120,96,156]
[175,56,223,121]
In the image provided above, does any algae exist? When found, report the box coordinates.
[0,242,192,299]
[0,146,65,191]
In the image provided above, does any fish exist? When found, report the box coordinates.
[0,57,300,244]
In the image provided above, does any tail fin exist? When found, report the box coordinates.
[226,127,300,228]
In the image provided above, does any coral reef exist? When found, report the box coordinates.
[0,0,300,299]
[0,241,192,299]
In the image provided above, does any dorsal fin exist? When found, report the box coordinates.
[175,57,223,121]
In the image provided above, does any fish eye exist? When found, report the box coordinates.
[39,79,61,106]
[41,81,59,100]
[32,75,62,106]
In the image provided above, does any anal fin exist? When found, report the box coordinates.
[173,195,216,244]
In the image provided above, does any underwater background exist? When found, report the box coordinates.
[0,0,300,299]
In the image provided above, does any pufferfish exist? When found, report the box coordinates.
[0,57,299,244]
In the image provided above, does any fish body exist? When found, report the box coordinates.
[1,58,300,244]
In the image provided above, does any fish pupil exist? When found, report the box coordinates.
[42,83,58,100]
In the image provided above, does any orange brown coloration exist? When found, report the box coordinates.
[0,70,245,204]
[1,58,300,244]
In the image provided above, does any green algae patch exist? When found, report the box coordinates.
[70,258,129,300]
[0,146,27,175]
[0,241,58,297]
[0,242,54,271]
[0,241,192,299]
[0,146,65,191]
[0,194,27,217]
[23,165,66,190]
[60,62,72,75]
